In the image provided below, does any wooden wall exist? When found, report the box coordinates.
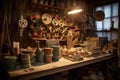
[0,0,94,49]
[0,0,36,49]
[0,0,119,65]
[94,0,118,6]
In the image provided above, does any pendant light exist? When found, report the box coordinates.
[67,1,82,14]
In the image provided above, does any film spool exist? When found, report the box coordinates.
[4,56,17,70]
[52,46,60,61]
[44,48,53,63]
[52,56,60,61]
[21,53,31,68]
[44,48,53,55]
[22,51,36,65]
[44,54,53,63]
[52,46,60,56]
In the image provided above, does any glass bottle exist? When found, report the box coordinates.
[67,29,73,50]
[1,13,13,56]
[35,42,44,63]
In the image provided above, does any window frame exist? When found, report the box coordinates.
[95,2,119,41]
[96,2,118,31]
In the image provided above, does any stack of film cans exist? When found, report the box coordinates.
[21,53,31,68]
[44,48,53,63]
[4,56,17,70]
[52,46,60,61]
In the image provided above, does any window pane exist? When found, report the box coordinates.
[112,3,118,17]
[103,19,110,30]
[111,32,118,40]
[96,7,103,11]
[112,17,118,29]
[96,32,103,37]
[96,32,116,41]
[96,21,102,30]
[105,32,111,41]
[104,5,111,18]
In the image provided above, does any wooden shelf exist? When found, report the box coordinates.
[32,37,66,41]
[31,3,64,12]
[32,37,47,41]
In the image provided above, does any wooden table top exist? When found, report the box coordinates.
[9,53,114,80]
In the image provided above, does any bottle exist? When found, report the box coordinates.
[35,42,44,63]
[0,13,14,56]
[67,29,73,50]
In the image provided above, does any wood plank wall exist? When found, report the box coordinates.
[0,0,119,51]
[0,0,93,48]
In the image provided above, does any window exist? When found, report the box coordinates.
[95,2,119,40]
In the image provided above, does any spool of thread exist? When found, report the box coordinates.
[4,56,17,70]
[44,48,53,63]
[21,53,31,68]
[52,46,60,61]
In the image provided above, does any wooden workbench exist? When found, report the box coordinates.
[9,54,114,80]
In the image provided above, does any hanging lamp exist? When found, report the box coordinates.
[67,1,82,14]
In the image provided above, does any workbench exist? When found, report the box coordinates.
[9,53,114,80]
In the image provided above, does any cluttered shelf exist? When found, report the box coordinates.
[31,2,64,11]
[32,38,66,41]
[9,53,114,80]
